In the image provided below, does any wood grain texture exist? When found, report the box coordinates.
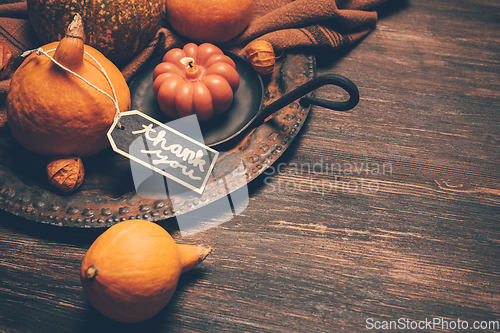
[1,0,500,332]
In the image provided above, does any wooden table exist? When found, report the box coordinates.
[1,0,499,331]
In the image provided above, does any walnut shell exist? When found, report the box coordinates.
[47,156,85,193]
[243,40,275,76]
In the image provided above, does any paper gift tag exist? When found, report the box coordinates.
[107,111,219,194]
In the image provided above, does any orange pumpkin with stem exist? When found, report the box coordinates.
[80,219,212,323]
[6,14,130,157]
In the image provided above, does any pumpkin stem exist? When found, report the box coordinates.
[177,244,212,274]
[53,14,85,71]
[85,265,98,280]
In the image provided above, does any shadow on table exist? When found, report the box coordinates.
[0,208,179,246]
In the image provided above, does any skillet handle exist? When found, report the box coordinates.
[297,74,360,111]
[260,73,359,123]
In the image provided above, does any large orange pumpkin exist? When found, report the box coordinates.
[165,0,254,44]
[6,14,130,157]
[80,219,212,323]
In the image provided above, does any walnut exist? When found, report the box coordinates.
[47,156,85,193]
[0,43,14,80]
[242,40,276,76]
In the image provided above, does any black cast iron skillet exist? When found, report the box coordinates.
[129,52,359,147]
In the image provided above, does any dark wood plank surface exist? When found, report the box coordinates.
[1,0,500,332]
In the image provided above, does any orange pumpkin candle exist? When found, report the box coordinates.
[153,43,239,121]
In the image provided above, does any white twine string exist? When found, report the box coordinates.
[21,47,122,127]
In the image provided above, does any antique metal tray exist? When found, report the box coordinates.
[0,52,316,228]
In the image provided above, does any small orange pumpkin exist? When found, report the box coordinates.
[80,219,212,323]
[6,14,130,157]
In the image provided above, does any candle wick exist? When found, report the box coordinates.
[188,62,194,68]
